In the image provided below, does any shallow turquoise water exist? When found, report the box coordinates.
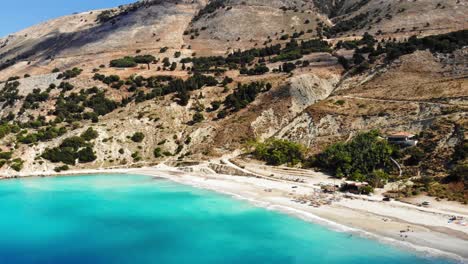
[0,174,456,264]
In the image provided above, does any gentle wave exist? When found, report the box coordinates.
[156,172,466,264]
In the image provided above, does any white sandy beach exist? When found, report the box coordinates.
[2,164,468,263]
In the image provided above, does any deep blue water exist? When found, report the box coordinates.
[0,174,456,264]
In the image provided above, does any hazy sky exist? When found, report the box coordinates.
[0,0,135,37]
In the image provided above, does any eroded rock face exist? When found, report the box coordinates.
[289,73,339,113]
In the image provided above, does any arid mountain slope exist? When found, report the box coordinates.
[0,0,466,180]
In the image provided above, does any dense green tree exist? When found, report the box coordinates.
[253,139,305,166]
[131,132,145,143]
[134,55,156,69]
[315,130,394,181]
[81,127,99,141]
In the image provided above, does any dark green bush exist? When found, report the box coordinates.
[153,147,162,158]
[131,132,145,143]
[110,57,137,68]
[81,127,99,141]
[191,112,204,124]
[77,147,97,163]
[252,139,305,166]
[315,130,394,181]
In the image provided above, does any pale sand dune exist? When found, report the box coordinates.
[3,165,468,262]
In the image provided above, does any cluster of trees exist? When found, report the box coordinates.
[130,132,145,143]
[168,74,218,106]
[97,10,116,23]
[252,139,305,166]
[42,128,98,165]
[336,32,376,50]
[323,12,370,37]
[183,39,330,73]
[383,30,467,61]
[193,0,225,21]
[93,73,121,86]
[0,81,23,108]
[314,131,394,187]
[223,82,271,112]
[21,88,49,110]
[58,82,75,92]
[446,137,467,188]
[240,64,269,75]
[0,122,19,139]
[270,39,331,63]
[280,62,296,73]
[54,89,117,123]
[17,126,67,144]
[110,55,155,68]
[110,57,137,68]
[0,151,21,171]
[57,68,82,80]
[84,92,118,116]
[339,30,467,74]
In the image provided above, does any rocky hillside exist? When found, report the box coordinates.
[0,0,466,180]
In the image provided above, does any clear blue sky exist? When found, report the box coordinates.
[0,0,136,37]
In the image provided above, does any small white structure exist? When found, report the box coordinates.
[386,132,418,147]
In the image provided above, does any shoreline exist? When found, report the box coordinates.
[2,166,468,263]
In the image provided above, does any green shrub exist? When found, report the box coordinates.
[77,147,97,163]
[54,165,70,172]
[335,100,345,106]
[81,127,99,141]
[315,130,394,182]
[42,136,96,165]
[446,163,468,184]
[404,147,425,166]
[134,55,156,69]
[58,68,82,80]
[191,112,204,124]
[153,147,162,158]
[224,82,269,112]
[0,151,12,160]
[253,139,305,166]
[10,158,24,172]
[110,57,137,68]
[131,151,142,162]
[131,132,145,143]
[360,185,374,195]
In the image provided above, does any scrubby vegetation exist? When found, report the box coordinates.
[58,68,82,80]
[383,30,468,60]
[110,57,138,68]
[110,55,155,68]
[0,151,22,171]
[182,39,330,73]
[193,0,225,22]
[97,10,116,23]
[130,132,145,143]
[223,82,271,112]
[42,129,98,165]
[252,139,305,166]
[21,88,49,111]
[339,30,468,75]
[0,81,23,108]
[17,126,67,144]
[314,130,394,186]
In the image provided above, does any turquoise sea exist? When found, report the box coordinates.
[0,174,456,264]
